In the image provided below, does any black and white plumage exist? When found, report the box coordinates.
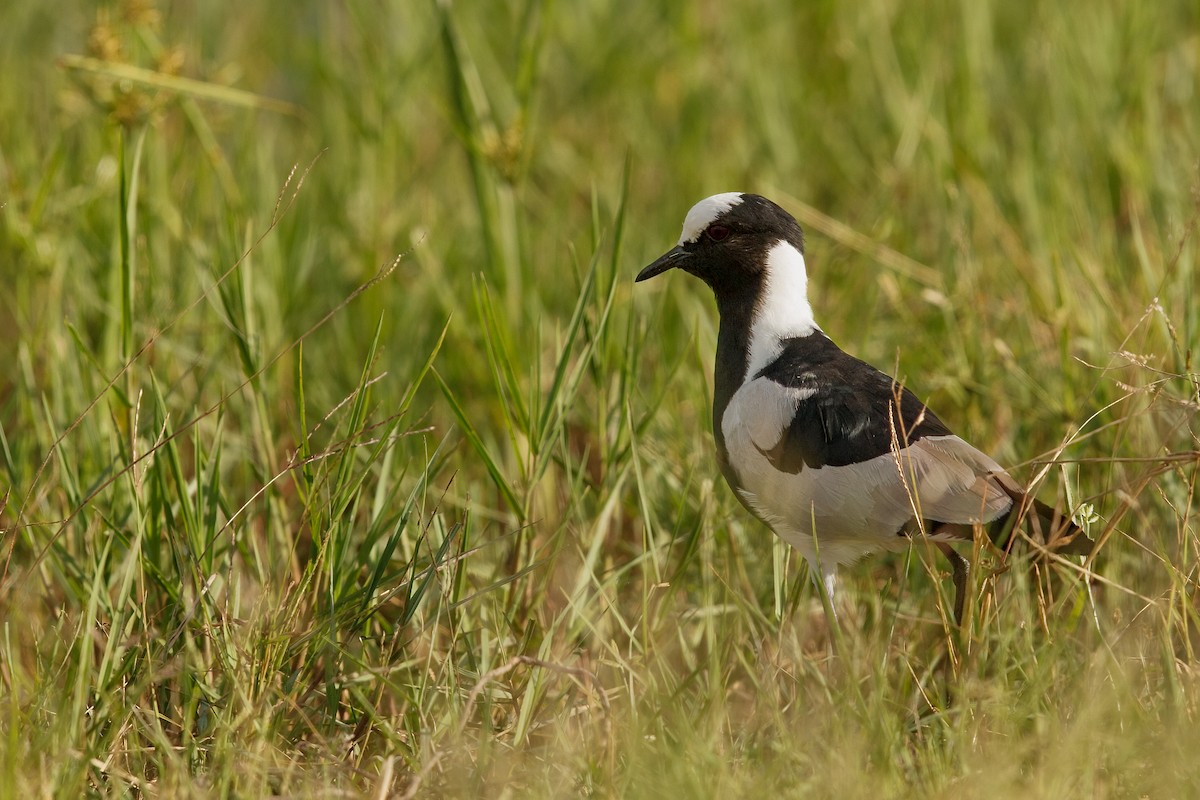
[637,192,1088,623]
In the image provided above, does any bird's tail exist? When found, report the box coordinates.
[992,481,1093,556]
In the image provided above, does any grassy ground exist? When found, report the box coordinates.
[1,0,1198,796]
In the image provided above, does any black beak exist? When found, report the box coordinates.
[635,245,688,282]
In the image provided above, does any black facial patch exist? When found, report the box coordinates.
[717,194,806,255]
[677,194,807,293]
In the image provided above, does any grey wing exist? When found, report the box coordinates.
[896,435,1015,525]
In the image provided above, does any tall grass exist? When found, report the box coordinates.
[1,0,1197,796]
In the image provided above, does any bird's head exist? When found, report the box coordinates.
[635,193,807,297]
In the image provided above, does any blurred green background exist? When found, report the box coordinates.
[1,1,1198,797]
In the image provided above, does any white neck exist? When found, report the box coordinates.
[745,240,818,378]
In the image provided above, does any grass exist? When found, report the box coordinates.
[1,0,1198,796]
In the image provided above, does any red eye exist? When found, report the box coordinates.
[706,224,731,242]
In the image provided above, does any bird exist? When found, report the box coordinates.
[636,192,1091,625]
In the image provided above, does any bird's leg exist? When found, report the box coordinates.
[936,542,969,626]
[809,562,839,620]
[811,563,845,657]
[821,566,839,619]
